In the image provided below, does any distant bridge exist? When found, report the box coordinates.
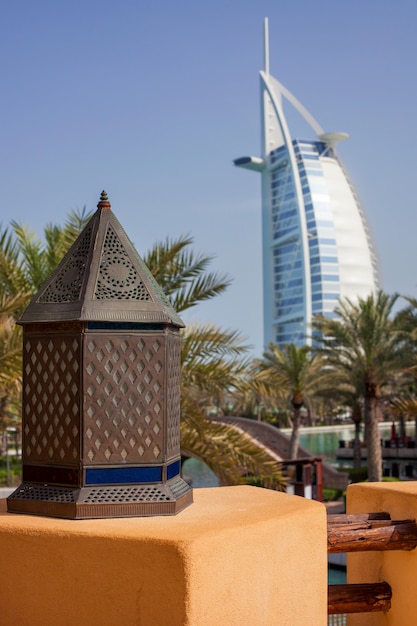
[213,416,349,491]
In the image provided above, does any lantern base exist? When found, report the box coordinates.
[7,476,193,519]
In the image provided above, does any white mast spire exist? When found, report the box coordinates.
[264,17,270,75]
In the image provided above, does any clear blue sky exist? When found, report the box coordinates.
[1,1,416,356]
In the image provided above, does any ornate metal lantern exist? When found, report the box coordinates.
[7,192,193,518]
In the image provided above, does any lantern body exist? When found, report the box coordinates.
[8,193,192,518]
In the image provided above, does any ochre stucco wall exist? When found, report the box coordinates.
[347,481,417,626]
[0,486,327,626]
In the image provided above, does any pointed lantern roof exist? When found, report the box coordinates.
[19,192,184,327]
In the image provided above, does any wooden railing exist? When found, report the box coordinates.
[327,512,417,616]
[281,456,323,501]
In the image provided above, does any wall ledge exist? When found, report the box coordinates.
[0,485,327,626]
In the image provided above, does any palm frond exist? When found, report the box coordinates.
[10,221,48,292]
[390,396,417,418]
[144,235,231,311]
[180,408,285,489]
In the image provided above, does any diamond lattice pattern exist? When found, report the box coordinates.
[23,334,81,463]
[84,333,168,464]
[166,331,181,456]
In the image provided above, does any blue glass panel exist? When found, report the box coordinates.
[87,322,164,331]
[315,220,334,227]
[317,238,336,245]
[85,466,163,485]
[286,278,303,288]
[281,208,297,217]
[167,460,181,480]
[274,227,298,239]
[305,170,323,176]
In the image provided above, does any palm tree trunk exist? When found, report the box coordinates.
[364,386,382,482]
[306,406,314,427]
[353,420,362,470]
[0,395,8,455]
[289,407,301,460]
[399,413,406,440]
[352,403,362,470]
[415,417,417,448]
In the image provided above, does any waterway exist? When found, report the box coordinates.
[183,421,416,486]
[181,423,360,487]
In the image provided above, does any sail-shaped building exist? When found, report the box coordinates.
[234,19,380,349]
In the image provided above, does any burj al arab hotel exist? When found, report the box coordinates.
[234,19,380,349]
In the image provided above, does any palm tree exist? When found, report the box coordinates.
[256,343,327,459]
[316,366,365,469]
[0,211,284,489]
[0,211,93,456]
[390,297,417,447]
[232,373,276,422]
[0,208,92,311]
[143,234,232,314]
[313,291,405,482]
[390,396,417,448]
[0,292,32,454]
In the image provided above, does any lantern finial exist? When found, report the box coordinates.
[97,190,111,210]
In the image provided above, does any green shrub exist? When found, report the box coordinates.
[337,466,369,483]
[322,488,343,502]
[338,465,406,484]
[0,456,22,486]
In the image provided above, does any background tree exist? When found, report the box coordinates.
[230,361,282,422]
[389,297,417,446]
[0,209,92,308]
[315,366,365,469]
[0,293,27,452]
[314,291,405,481]
[256,343,328,459]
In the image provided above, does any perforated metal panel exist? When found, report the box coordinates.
[8,477,192,518]
[37,225,93,303]
[94,225,151,301]
[22,332,81,464]
[166,330,181,456]
[83,331,167,464]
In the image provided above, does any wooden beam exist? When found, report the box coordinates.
[328,517,417,553]
[328,582,392,614]
[327,512,391,526]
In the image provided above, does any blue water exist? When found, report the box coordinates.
[183,423,362,486]
[183,422,414,484]
[299,427,355,465]
[183,424,375,485]
[329,567,346,584]
[182,457,219,488]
